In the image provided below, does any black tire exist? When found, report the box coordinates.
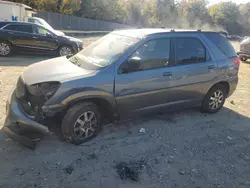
[0,41,12,56]
[58,45,74,57]
[240,57,247,61]
[61,102,102,145]
[201,84,227,114]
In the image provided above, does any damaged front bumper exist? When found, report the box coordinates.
[4,89,50,149]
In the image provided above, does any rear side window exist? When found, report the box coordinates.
[0,23,8,28]
[174,38,206,66]
[4,24,33,33]
[204,33,237,57]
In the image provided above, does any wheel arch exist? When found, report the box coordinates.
[207,81,230,96]
[61,92,118,121]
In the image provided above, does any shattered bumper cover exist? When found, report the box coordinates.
[3,89,49,149]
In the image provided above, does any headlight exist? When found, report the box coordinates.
[77,42,82,48]
[28,82,60,98]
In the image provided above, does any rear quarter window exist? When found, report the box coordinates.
[0,23,8,28]
[204,33,237,57]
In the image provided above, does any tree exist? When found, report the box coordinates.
[208,2,243,34]
[58,0,80,15]
[35,0,57,12]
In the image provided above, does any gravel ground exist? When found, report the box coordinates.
[0,40,250,188]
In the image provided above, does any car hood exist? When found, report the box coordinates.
[22,57,95,85]
[60,35,82,43]
[54,30,65,36]
[240,38,250,53]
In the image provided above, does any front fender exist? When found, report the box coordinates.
[61,90,116,108]
[43,90,117,116]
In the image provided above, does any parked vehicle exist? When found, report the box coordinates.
[0,0,64,36]
[4,29,239,148]
[0,21,82,56]
[237,37,250,61]
[27,17,65,36]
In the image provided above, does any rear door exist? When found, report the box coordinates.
[169,35,218,104]
[3,24,36,48]
[31,25,59,51]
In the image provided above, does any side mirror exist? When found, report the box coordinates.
[120,56,141,74]
[46,33,54,38]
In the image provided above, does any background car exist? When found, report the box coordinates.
[238,37,250,61]
[27,17,65,36]
[0,21,82,57]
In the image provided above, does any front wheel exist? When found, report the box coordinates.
[0,41,12,56]
[58,45,74,57]
[61,102,102,145]
[201,84,227,113]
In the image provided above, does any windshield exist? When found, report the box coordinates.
[70,33,138,69]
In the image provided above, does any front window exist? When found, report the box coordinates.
[70,33,138,69]
[33,26,53,36]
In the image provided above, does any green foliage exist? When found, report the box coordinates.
[35,0,57,12]
[208,2,243,34]
[7,0,250,35]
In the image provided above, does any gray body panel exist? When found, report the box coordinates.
[4,29,239,134]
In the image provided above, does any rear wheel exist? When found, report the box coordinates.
[61,102,102,145]
[0,41,12,56]
[58,45,73,57]
[240,57,247,61]
[201,84,227,113]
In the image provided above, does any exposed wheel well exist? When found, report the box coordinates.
[67,98,116,122]
[210,81,230,96]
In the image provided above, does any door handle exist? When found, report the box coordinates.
[8,32,14,34]
[208,65,215,69]
[32,36,38,39]
[163,72,172,77]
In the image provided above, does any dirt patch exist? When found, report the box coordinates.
[0,40,250,188]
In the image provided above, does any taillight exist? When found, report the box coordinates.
[231,56,240,67]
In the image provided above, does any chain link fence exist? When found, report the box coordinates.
[36,11,131,31]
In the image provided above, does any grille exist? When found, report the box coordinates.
[16,77,27,99]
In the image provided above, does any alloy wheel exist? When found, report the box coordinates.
[73,111,98,140]
[0,43,10,56]
[59,46,72,56]
[209,90,224,110]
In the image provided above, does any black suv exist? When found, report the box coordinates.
[0,22,83,56]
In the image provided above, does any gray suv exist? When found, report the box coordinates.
[4,29,239,148]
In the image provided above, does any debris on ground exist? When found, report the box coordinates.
[230,100,235,105]
[114,159,147,181]
[139,128,146,133]
[179,169,186,175]
[87,153,98,160]
[167,155,174,164]
[227,136,233,140]
[63,165,74,174]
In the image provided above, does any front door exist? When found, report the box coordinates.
[32,25,58,51]
[115,38,175,114]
